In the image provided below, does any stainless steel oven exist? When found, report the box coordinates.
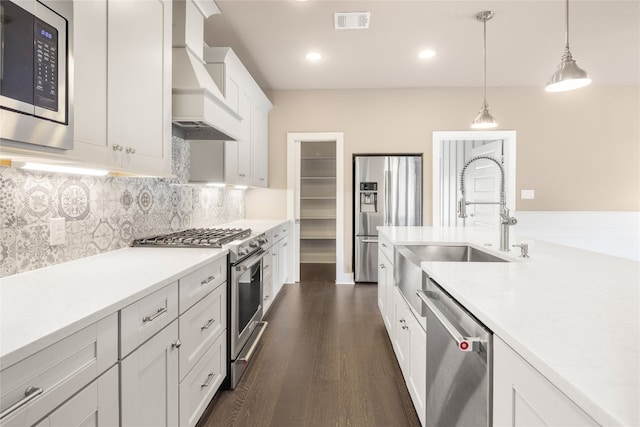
[229,246,267,389]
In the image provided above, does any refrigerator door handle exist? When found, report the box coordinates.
[384,170,390,226]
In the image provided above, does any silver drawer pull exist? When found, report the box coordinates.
[381,243,387,248]
[143,307,167,323]
[0,386,44,420]
[274,234,279,239]
[201,372,215,388]
[200,275,215,285]
[201,318,215,330]
[171,339,182,349]
[263,265,270,270]
[283,243,288,247]
[380,264,385,269]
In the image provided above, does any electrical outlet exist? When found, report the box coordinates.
[50,217,66,246]
[521,189,535,200]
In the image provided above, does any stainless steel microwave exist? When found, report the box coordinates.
[0,0,73,150]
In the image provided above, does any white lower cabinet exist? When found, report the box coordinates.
[265,222,291,303]
[0,314,117,427]
[179,334,226,427]
[391,283,426,426]
[378,248,393,334]
[493,337,598,427]
[121,320,179,427]
[35,365,119,427]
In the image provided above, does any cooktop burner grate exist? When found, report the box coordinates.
[130,228,251,248]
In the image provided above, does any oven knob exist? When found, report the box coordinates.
[239,248,247,256]
[249,242,258,248]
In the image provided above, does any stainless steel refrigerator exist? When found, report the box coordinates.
[354,155,422,282]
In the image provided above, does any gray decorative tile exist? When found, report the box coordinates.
[0,228,17,277]
[58,179,91,221]
[1,135,245,276]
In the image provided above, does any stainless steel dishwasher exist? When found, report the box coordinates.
[417,278,492,427]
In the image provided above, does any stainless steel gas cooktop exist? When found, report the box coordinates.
[130,228,252,248]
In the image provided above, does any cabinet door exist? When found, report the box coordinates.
[225,92,252,185]
[385,258,396,342]
[393,289,411,378]
[108,0,171,175]
[270,244,280,298]
[121,320,179,427]
[377,251,387,317]
[493,337,598,427]
[278,237,289,287]
[72,0,116,167]
[408,315,426,426]
[251,100,269,187]
[35,366,118,427]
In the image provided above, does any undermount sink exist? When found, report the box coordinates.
[400,244,509,263]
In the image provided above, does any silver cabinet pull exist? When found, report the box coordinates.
[402,325,408,330]
[200,275,215,285]
[381,243,387,248]
[171,339,182,349]
[263,264,270,270]
[201,372,215,388]
[0,386,44,420]
[362,239,379,244]
[380,264,385,269]
[417,290,484,352]
[201,318,215,330]
[126,147,136,154]
[283,243,288,247]
[112,144,123,151]
[143,307,167,323]
[239,173,246,177]
[273,234,279,239]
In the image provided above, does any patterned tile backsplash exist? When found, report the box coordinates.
[0,137,245,277]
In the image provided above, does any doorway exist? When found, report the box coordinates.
[287,132,349,284]
[432,131,516,228]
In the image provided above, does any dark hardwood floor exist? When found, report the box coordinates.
[199,263,420,427]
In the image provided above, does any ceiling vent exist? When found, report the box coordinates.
[334,12,370,30]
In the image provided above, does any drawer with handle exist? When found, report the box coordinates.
[179,283,226,380]
[380,235,393,264]
[0,313,117,427]
[179,255,226,314]
[179,333,226,427]
[120,281,178,358]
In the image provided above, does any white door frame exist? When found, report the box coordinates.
[432,130,517,227]
[287,132,351,284]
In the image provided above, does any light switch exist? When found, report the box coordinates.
[521,189,535,200]
[50,217,66,245]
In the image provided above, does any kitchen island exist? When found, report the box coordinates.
[379,226,639,426]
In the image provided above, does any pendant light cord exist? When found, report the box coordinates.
[565,0,570,50]
[483,15,487,104]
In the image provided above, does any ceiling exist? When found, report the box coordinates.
[203,1,640,91]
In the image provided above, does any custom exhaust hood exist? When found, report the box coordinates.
[172,0,242,141]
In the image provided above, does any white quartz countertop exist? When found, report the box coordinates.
[379,226,640,426]
[0,246,227,368]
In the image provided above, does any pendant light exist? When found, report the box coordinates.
[471,11,497,129]
[546,0,591,92]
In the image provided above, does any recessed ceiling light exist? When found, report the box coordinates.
[418,50,437,59]
[306,52,322,61]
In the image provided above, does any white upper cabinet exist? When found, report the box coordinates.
[205,47,272,187]
[72,0,172,176]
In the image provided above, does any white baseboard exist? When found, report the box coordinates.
[515,211,640,261]
[336,271,355,285]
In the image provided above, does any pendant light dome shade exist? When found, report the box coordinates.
[471,101,498,129]
[546,0,591,92]
[471,11,498,129]
[545,48,591,92]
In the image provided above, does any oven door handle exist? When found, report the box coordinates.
[234,249,265,271]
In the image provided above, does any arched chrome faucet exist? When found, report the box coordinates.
[458,155,517,251]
